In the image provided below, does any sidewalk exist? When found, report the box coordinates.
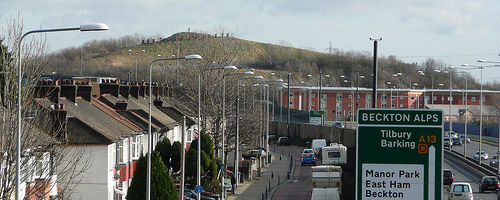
[227,144,294,200]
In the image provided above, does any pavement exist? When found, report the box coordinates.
[226,144,296,200]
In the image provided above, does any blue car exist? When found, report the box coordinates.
[301,153,316,166]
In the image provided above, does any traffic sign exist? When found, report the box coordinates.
[309,110,325,125]
[356,109,443,200]
[195,185,203,193]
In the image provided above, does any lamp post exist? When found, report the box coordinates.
[343,80,354,122]
[431,69,441,109]
[235,76,263,187]
[370,37,382,108]
[262,79,283,160]
[16,23,109,200]
[149,55,201,200]
[220,70,252,199]
[197,65,236,200]
[129,49,146,82]
[443,66,456,151]
[356,73,365,115]
[80,44,90,76]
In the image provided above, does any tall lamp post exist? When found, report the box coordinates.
[370,37,382,108]
[431,69,441,109]
[262,79,283,159]
[444,66,455,151]
[16,23,109,200]
[235,76,263,187]
[149,55,201,200]
[198,65,236,200]
[80,44,90,76]
[221,70,253,200]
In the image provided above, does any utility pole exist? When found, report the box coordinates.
[370,37,382,108]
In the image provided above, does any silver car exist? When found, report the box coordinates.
[475,151,489,160]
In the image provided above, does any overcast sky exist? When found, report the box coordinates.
[2,0,500,83]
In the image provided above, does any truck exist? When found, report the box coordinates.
[311,188,340,200]
[311,165,342,195]
[321,143,347,165]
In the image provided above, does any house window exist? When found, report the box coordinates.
[471,97,476,102]
[119,140,124,163]
[131,136,141,159]
[187,129,192,141]
[336,94,342,102]
[381,95,387,103]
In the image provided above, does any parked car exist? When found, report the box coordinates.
[301,153,316,166]
[184,189,216,200]
[452,137,462,145]
[475,151,489,160]
[277,137,289,146]
[460,135,471,143]
[333,121,344,128]
[491,155,499,167]
[479,176,500,193]
[302,148,315,155]
[443,169,454,186]
[448,182,473,200]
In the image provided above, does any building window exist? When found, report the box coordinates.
[381,95,387,103]
[411,104,415,108]
[336,94,342,102]
[411,97,415,100]
[348,94,352,99]
[400,104,404,108]
[366,104,371,108]
[321,94,327,100]
[289,93,294,97]
[311,102,315,106]
[312,94,316,98]
[447,96,453,101]
[348,103,352,107]
[381,103,387,108]
[400,96,403,99]
[433,96,437,101]
[289,101,294,105]
[391,96,395,100]
[132,136,141,159]
[391,104,395,108]
[471,97,476,102]
[366,95,372,100]
[482,97,485,104]
[119,140,124,163]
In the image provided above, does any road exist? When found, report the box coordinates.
[449,135,500,168]
[444,155,498,199]
[272,145,313,200]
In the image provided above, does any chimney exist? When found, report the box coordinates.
[153,99,163,107]
[60,79,77,102]
[116,100,128,110]
[119,84,130,99]
[76,82,92,102]
[139,83,146,97]
[129,83,139,99]
[35,80,60,103]
[100,79,120,97]
[50,103,67,139]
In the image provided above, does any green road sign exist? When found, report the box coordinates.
[356,109,443,200]
[310,110,325,125]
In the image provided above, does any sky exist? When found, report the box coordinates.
[2,0,500,83]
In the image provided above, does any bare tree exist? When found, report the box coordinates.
[0,16,89,199]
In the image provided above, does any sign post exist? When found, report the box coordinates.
[310,110,325,126]
[356,109,443,200]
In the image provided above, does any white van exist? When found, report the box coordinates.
[321,143,347,165]
[311,139,327,157]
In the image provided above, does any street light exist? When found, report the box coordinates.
[129,49,146,82]
[235,75,263,188]
[220,69,252,199]
[80,44,90,76]
[149,54,201,200]
[444,65,456,151]
[16,23,109,200]
[262,79,283,162]
[197,65,236,200]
